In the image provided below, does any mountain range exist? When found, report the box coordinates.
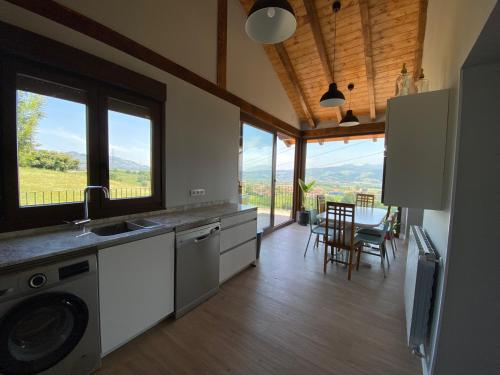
[68,151,149,172]
[243,163,383,186]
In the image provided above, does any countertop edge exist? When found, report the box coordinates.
[0,204,257,273]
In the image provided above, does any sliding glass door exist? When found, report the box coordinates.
[239,123,296,232]
[274,132,296,226]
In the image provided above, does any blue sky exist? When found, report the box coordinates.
[32,95,151,166]
[242,123,384,172]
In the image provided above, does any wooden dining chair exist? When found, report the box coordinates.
[355,219,391,277]
[358,206,397,258]
[316,194,326,215]
[324,202,361,280]
[355,193,375,208]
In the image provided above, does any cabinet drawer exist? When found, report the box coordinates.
[220,219,256,253]
[220,210,257,229]
[220,239,256,283]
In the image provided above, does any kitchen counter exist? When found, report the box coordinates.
[0,204,256,273]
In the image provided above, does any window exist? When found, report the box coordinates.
[16,75,88,207]
[0,56,165,231]
[107,98,152,200]
[304,135,386,209]
[239,120,298,232]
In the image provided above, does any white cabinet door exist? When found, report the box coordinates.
[98,232,175,356]
[384,89,449,209]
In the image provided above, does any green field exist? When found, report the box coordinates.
[19,167,151,206]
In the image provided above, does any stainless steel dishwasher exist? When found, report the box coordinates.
[175,222,220,318]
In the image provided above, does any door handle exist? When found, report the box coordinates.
[194,228,219,243]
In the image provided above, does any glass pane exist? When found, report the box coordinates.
[304,136,385,209]
[240,124,274,231]
[274,133,295,226]
[108,98,152,200]
[16,75,88,207]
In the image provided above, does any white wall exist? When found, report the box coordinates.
[420,0,497,373]
[54,0,300,129]
[434,61,500,375]
[0,1,240,208]
[226,0,299,128]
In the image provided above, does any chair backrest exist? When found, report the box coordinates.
[356,193,375,208]
[309,209,319,230]
[316,195,326,214]
[325,202,355,249]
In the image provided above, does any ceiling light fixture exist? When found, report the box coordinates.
[320,1,345,108]
[339,83,360,127]
[245,0,297,44]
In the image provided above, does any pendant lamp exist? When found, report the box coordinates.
[339,83,360,127]
[246,0,297,44]
[320,1,345,108]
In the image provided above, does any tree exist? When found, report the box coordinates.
[16,91,45,155]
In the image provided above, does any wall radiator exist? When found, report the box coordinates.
[404,225,439,357]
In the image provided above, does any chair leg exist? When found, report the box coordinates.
[392,236,398,253]
[379,243,386,278]
[304,232,312,257]
[356,245,362,271]
[383,242,390,268]
[323,242,328,274]
[389,234,396,259]
[347,248,354,280]
[315,234,319,248]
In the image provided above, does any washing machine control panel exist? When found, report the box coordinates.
[28,273,47,289]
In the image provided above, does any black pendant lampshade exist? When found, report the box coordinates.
[339,110,360,127]
[339,83,360,127]
[245,0,297,44]
[320,83,345,107]
[319,1,344,108]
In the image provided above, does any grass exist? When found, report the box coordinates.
[18,167,151,206]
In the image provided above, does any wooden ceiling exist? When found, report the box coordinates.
[240,0,427,128]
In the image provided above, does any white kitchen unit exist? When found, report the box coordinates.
[98,232,175,356]
[220,210,257,283]
[383,89,450,209]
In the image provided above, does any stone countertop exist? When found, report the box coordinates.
[0,204,256,273]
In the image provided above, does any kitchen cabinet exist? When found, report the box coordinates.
[220,210,257,283]
[98,232,175,356]
[383,89,449,209]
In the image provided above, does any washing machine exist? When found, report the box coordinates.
[0,253,101,375]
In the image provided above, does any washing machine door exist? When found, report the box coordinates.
[0,292,89,375]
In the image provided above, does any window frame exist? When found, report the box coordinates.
[0,54,166,232]
[238,114,300,233]
[97,86,164,217]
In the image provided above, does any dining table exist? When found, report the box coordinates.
[317,207,388,229]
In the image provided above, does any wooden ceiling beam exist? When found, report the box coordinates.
[359,0,376,121]
[301,121,385,140]
[413,0,428,80]
[303,0,342,123]
[216,0,228,89]
[274,43,317,128]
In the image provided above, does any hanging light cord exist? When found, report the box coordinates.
[348,89,352,110]
[332,6,337,82]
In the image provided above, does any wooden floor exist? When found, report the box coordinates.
[97,224,421,375]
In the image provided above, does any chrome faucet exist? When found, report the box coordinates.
[70,186,110,228]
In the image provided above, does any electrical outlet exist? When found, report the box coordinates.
[190,189,206,197]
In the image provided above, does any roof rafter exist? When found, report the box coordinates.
[274,43,317,128]
[359,0,376,121]
[413,0,429,80]
[303,0,342,122]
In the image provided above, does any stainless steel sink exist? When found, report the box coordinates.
[90,219,162,236]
